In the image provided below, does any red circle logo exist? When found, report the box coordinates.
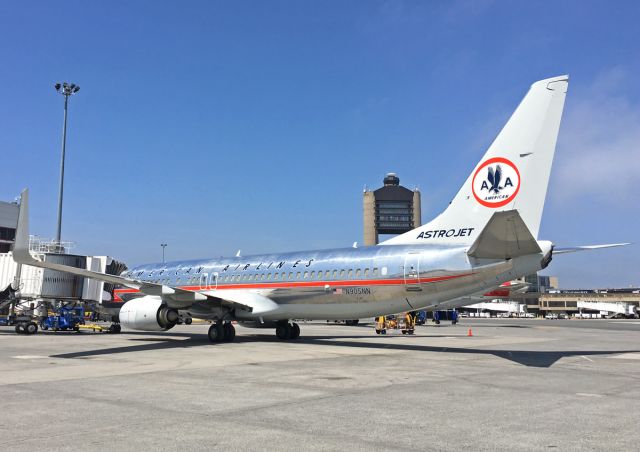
[472,157,521,208]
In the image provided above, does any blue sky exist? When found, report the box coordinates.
[1,0,639,288]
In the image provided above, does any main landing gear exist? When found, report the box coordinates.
[275,321,300,340]
[207,321,236,343]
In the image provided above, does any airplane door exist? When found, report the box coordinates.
[210,272,218,289]
[199,273,208,290]
[404,252,422,291]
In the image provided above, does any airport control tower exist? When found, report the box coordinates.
[363,173,421,245]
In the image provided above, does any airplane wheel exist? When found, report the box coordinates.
[290,323,300,340]
[275,322,291,340]
[185,317,193,325]
[381,330,386,335]
[223,323,236,342]
[15,323,26,334]
[208,323,224,342]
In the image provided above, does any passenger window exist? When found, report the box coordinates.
[274,273,279,280]
[340,270,345,278]
[364,268,369,277]
[296,272,301,279]
[288,272,293,280]
[348,270,353,278]
[332,270,337,278]
[356,269,361,277]
[319,272,324,280]
[373,268,378,276]
[306,271,311,279]
[310,271,315,278]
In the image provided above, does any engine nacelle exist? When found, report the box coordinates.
[119,296,179,331]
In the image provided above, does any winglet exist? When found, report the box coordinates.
[13,188,37,266]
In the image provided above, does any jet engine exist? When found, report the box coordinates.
[119,296,179,331]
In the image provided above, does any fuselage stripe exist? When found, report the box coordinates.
[112,273,474,301]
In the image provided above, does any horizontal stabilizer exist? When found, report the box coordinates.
[554,243,631,255]
[468,210,541,260]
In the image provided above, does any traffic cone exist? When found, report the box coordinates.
[467,328,473,337]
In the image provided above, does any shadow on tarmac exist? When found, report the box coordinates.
[47,330,640,368]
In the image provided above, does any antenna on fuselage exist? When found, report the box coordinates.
[235,250,241,257]
[352,242,358,248]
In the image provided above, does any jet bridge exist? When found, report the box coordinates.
[577,301,636,318]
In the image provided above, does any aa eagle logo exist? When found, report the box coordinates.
[472,157,520,208]
[481,164,514,194]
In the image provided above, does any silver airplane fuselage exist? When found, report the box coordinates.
[116,242,551,321]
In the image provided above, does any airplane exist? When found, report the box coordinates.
[12,75,629,343]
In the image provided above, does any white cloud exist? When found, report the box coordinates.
[552,69,640,203]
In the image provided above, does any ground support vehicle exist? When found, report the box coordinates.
[401,312,416,335]
[40,305,85,332]
[77,323,121,333]
[11,313,39,335]
[433,310,459,325]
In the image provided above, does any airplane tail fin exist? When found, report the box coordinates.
[381,75,569,247]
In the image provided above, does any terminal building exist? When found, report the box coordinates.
[363,173,421,246]
[0,200,19,253]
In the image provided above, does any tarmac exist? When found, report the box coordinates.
[1,318,639,451]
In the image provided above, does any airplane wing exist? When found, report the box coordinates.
[553,243,631,254]
[11,189,259,313]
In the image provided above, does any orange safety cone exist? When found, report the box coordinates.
[467,328,473,337]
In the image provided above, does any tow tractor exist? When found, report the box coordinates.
[40,305,85,332]
[40,305,122,333]
[375,313,416,335]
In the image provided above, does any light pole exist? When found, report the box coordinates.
[161,243,167,263]
[54,82,80,246]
